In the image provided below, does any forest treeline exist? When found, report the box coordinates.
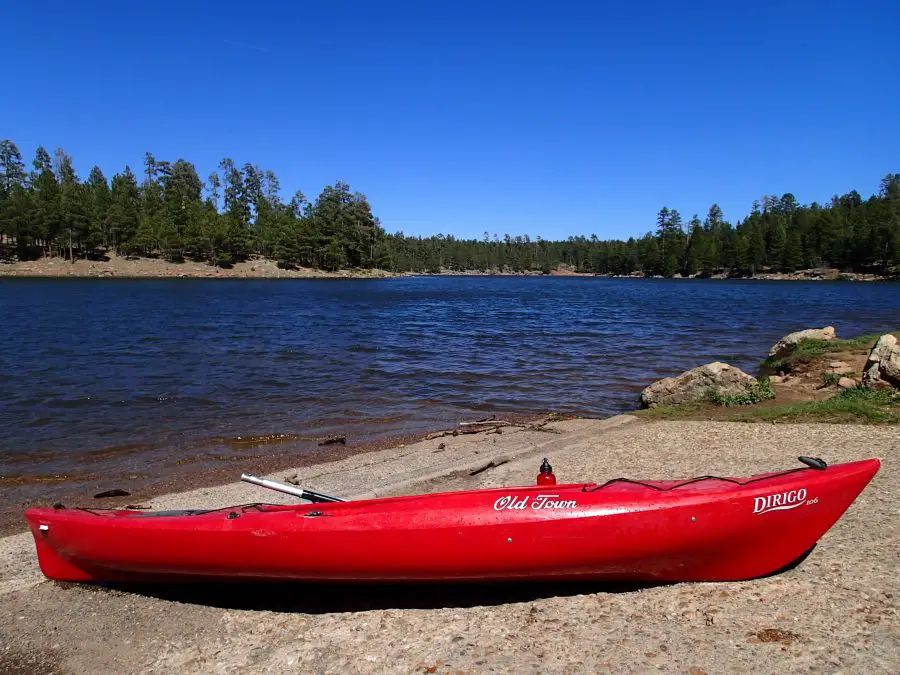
[1,138,898,275]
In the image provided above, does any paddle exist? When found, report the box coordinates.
[240,473,346,503]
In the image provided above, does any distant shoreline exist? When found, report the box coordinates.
[0,254,894,281]
[0,254,397,280]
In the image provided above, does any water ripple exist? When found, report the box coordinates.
[1,277,899,487]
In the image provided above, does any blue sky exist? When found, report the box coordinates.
[4,1,898,240]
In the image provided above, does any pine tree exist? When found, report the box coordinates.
[136,153,163,255]
[768,220,787,271]
[783,228,803,271]
[86,166,110,251]
[638,232,660,274]
[748,222,766,273]
[30,146,60,254]
[160,159,202,260]
[733,231,749,275]
[54,149,89,261]
[109,167,140,252]
[685,214,704,275]
[702,204,725,272]
[0,140,27,252]
[0,140,26,196]
[219,158,250,263]
[655,207,684,276]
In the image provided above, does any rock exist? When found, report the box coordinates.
[639,362,758,408]
[768,327,836,359]
[862,334,900,389]
[838,377,857,389]
[93,488,131,499]
[827,360,855,377]
[769,375,786,385]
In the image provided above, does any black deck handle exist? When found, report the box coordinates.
[798,456,827,470]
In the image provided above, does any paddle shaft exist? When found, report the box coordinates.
[240,473,346,503]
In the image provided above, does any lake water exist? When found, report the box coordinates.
[1,277,898,510]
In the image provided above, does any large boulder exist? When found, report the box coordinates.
[639,362,758,408]
[862,334,900,389]
[768,326,836,359]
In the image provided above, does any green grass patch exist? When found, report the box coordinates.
[630,379,776,419]
[631,385,900,425]
[761,332,893,373]
[705,378,776,407]
[732,387,900,424]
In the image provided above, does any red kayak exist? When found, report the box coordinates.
[25,456,879,584]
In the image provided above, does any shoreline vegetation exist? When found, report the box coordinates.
[633,328,900,424]
[1,138,898,279]
[0,252,895,280]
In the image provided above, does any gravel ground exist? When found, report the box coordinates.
[1,417,897,674]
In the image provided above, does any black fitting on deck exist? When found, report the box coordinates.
[798,456,827,470]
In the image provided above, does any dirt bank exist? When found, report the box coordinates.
[0,253,396,279]
[2,416,897,674]
[3,255,894,281]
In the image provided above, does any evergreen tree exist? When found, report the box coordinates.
[136,152,163,254]
[30,147,60,255]
[54,149,89,261]
[109,167,140,251]
[702,204,725,271]
[219,158,251,263]
[733,231,750,274]
[748,222,766,273]
[157,159,201,260]
[0,140,27,252]
[0,140,26,196]
[86,166,109,251]
[783,228,803,271]
[685,214,704,275]
[655,207,684,276]
[1,135,897,276]
[769,220,787,270]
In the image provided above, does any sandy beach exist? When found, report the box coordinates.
[2,415,897,674]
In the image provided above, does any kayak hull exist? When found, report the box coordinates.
[25,458,880,583]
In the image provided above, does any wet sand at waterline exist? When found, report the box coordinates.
[1,417,897,674]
